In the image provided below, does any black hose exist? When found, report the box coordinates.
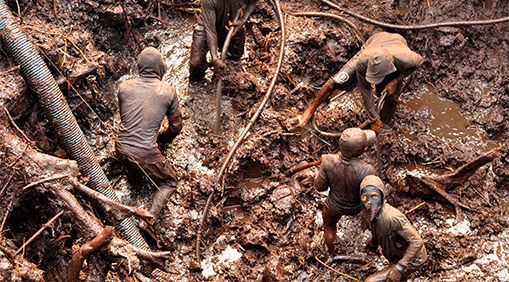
[0,0,149,250]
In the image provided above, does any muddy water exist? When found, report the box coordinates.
[401,84,497,150]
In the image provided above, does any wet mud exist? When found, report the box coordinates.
[0,0,508,281]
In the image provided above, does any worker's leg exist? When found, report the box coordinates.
[322,204,342,254]
[142,159,178,225]
[227,27,246,61]
[189,23,209,81]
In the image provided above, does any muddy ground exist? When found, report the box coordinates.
[0,0,508,281]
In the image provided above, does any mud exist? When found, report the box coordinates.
[0,0,508,281]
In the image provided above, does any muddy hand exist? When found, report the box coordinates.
[370,119,383,133]
[284,114,305,131]
[212,57,226,70]
[385,79,400,96]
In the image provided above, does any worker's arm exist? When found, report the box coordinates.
[314,156,329,192]
[201,0,224,69]
[392,222,425,276]
[232,0,257,28]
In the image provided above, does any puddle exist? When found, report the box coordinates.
[402,84,497,150]
[237,158,269,190]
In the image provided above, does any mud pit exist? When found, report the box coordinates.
[1,0,508,281]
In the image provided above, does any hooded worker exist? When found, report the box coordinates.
[189,0,257,81]
[360,175,428,282]
[314,128,377,254]
[294,32,423,132]
[116,47,183,234]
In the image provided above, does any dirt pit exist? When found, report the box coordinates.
[0,0,508,281]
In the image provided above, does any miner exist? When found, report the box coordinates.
[115,47,182,230]
[360,175,428,282]
[189,0,257,81]
[314,127,377,254]
[294,32,423,132]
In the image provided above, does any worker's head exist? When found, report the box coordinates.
[360,175,386,221]
[137,47,167,80]
[366,48,396,85]
[339,128,376,158]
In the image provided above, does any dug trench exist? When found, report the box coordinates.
[0,0,508,281]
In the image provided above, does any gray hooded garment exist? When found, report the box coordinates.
[361,179,428,269]
[116,47,180,162]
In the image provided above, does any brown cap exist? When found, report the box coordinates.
[339,128,377,157]
[366,48,396,85]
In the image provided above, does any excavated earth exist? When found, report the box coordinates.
[0,0,508,281]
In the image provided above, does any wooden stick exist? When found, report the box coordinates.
[404,202,426,215]
[315,256,360,281]
[287,160,321,175]
[68,226,114,282]
[15,210,64,256]
[215,10,242,133]
[21,174,68,191]
[69,178,154,222]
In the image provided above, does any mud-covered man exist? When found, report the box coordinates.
[296,32,423,132]
[360,175,427,282]
[116,47,183,229]
[314,128,377,254]
[189,0,257,81]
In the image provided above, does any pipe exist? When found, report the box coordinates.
[0,0,149,250]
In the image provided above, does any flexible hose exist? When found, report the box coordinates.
[0,0,149,250]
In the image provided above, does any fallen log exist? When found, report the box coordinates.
[405,148,502,221]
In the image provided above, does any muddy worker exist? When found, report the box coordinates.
[360,175,427,282]
[294,32,423,132]
[314,127,377,254]
[115,47,182,230]
[189,0,257,81]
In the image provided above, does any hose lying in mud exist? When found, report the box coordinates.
[320,0,509,30]
[215,10,242,133]
[195,0,286,262]
[0,0,149,250]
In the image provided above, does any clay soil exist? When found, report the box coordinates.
[0,0,508,281]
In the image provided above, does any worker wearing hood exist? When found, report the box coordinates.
[294,32,423,132]
[360,175,428,282]
[314,128,377,254]
[189,0,257,81]
[116,47,183,231]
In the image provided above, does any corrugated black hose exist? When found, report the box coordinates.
[0,0,149,250]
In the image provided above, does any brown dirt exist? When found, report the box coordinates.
[1,0,508,281]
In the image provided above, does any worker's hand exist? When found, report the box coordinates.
[229,16,249,28]
[211,57,226,70]
[370,119,383,133]
[387,266,402,282]
[385,79,399,96]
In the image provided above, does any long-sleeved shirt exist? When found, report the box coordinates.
[365,204,428,269]
[199,0,257,59]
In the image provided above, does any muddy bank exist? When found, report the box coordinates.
[1,0,508,281]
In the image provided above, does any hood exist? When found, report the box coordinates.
[137,47,167,79]
[339,128,377,158]
[360,175,387,197]
[365,48,396,85]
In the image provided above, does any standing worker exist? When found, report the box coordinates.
[115,47,183,231]
[189,0,257,81]
[314,128,377,254]
[294,32,423,132]
[360,175,428,281]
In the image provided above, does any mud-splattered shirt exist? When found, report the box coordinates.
[315,153,376,211]
[200,0,256,57]
[117,48,181,161]
[364,204,428,269]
